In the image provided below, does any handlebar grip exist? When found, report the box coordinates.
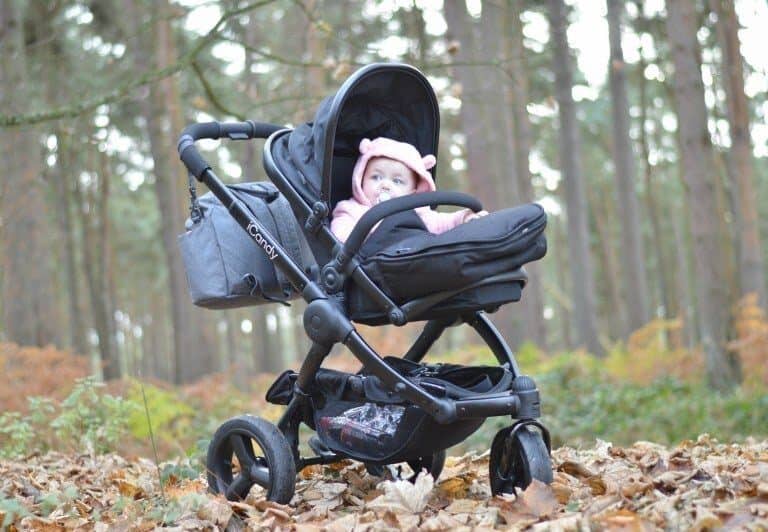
[341,191,483,261]
[177,120,283,179]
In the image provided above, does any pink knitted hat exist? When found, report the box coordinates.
[351,137,437,205]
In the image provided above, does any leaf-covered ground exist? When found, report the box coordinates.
[2,435,767,530]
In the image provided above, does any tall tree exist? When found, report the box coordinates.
[606,0,650,334]
[547,0,602,356]
[73,143,120,379]
[477,2,525,346]
[54,132,89,357]
[504,1,547,349]
[127,0,215,383]
[665,0,740,390]
[710,0,766,307]
[443,0,495,208]
[634,4,673,324]
[0,2,60,347]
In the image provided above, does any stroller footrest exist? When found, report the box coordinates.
[454,392,521,419]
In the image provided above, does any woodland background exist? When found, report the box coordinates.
[2,0,768,459]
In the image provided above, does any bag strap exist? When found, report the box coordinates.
[187,173,203,223]
[266,194,309,291]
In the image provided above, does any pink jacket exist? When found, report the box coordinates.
[330,137,469,242]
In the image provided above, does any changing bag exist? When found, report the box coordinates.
[178,181,314,308]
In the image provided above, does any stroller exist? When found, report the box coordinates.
[177,63,552,504]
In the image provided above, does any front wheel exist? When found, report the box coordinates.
[206,415,296,504]
[489,425,552,495]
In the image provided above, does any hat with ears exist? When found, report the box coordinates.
[351,137,437,205]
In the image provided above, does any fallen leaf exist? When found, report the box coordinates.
[444,498,479,514]
[394,513,420,530]
[595,509,649,531]
[521,479,559,518]
[419,510,463,530]
[689,511,723,532]
[551,479,573,503]
[307,495,343,514]
[324,512,357,532]
[196,498,232,526]
[326,460,353,472]
[559,461,595,478]
[115,479,144,499]
[587,475,607,495]
[436,474,473,498]
[366,471,434,514]
[620,475,653,498]
[300,464,322,479]
[530,514,584,531]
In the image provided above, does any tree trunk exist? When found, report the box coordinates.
[477,1,524,348]
[478,3,517,205]
[443,0,495,208]
[710,0,766,307]
[504,0,547,349]
[127,0,214,383]
[636,31,672,324]
[590,180,626,339]
[665,0,740,390]
[303,0,327,115]
[73,146,120,379]
[55,131,90,356]
[97,148,120,377]
[552,217,573,350]
[671,208,697,350]
[606,0,650,335]
[547,0,603,356]
[157,0,218,380]
[0,1,60,348]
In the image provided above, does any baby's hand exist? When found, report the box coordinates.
[463,209,489,223]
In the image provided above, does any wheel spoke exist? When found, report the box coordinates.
[230,434,256,471]
[226,473,252,500]
[250,458,271,488]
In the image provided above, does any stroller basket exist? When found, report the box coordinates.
[267,358,513,463]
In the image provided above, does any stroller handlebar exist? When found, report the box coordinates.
[339,191,483,265]
[177,120,283,179]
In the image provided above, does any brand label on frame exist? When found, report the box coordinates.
[246,222,278,261]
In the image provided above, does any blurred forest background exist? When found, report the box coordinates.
[1,0,767,458]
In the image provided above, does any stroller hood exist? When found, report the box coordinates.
[270,63,440,212]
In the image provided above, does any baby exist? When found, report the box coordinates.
[331,137,488,242]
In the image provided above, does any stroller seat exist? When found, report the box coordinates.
[347,203,547,324]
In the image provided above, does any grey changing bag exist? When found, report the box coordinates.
[178,181,314,309]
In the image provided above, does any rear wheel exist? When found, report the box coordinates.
[489,425,552,495]
[206,415,296,504]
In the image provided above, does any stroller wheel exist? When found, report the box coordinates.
[206,415,296,504]
[489,425,552,496]
[365,449,446,482]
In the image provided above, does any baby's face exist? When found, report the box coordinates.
[361,157,417,205]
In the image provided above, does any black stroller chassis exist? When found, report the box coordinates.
[177,64,553,504]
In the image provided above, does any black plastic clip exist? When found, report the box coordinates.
[305,201,329,234]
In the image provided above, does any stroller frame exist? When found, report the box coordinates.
[177,63,551,504]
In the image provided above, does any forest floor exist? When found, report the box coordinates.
[2,435,767,530]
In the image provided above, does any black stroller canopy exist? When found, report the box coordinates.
[276,63,440,211]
